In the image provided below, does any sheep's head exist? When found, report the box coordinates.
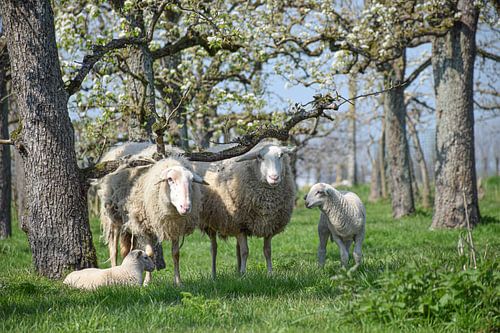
[304,183,332,209]
[236,144,295,187]
[159,166,208,216]
[128,250,155,272]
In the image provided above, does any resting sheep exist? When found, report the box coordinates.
[98,143,206,286]
[63,249,154,290]
[304,183,366,273]
[193,141,296,278]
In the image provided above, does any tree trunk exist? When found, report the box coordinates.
[1,0,97,277]
[496,156,499,176]
[0,48,11,239]
[407,116,431,208]
[378,103,388,199]
[369,145,382,202]
[383,54,415,218]
[346,75,358,185]
[431,0,480,228]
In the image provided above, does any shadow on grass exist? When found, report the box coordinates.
[480,215,500,225]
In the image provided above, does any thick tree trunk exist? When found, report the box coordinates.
[407,116,431,208]
[346,76,358,185]
[1,0,97,277]
[431,0,480,228]
[0,49,11,239]
[383,54,415,218]
[369,145,382,202]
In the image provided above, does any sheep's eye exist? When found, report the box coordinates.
[316,190,324,196]
[278,153,283,158]
[257,155,263,161]
[167,177,174,183]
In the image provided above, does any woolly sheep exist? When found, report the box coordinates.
[98,143,206,286]
[63,249,155,290]
[193,141,296,278]
[98,142,167,267]
[304,183,366,273]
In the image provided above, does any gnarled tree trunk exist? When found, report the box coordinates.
[346,75,358,186]
[431,0,480,228]
[1,0,97,277]
[0,46,11,239]
[383,54,415,218]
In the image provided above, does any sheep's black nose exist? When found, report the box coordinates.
[303,194,307,200]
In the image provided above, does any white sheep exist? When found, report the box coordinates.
[193,141,296,278]
[98,142,164,267]
[304,183,366,273]
[63,249,155,290]
[98,143,206,286]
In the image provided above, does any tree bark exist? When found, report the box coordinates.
[378,114,388,199]
[1,0,97,277]
[407,116,431,208]
[369,145,382,202]
[0,48,11,239]
[431,0,480,228]
[383,54,415,218]
[346,75,358,185]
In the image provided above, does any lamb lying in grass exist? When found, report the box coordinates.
[304,183,366,273]
[63,250,154,290]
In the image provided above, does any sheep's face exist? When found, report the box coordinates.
[160,166,207,216]
[304,183,329,209]
[131,250,155,272]
[236,145,295,187]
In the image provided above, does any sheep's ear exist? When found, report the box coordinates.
[193,172,209,185]
[135,250,143,258]
[325,187,334,196]
[235,151,260,162]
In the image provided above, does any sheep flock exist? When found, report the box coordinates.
[64,141,367,290]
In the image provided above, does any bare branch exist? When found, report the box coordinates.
[65,37,145,96]
[403,57,432,87]
[0,138,13,145]
[477,48,500,62]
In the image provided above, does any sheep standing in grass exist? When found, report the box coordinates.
[304,183,366,273]
[98,143,206,286]
[63,250,155,290]
[193,141,296,278]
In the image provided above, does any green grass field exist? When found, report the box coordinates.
[1,178,499,332]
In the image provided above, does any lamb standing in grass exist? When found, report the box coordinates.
[193,141,296,278]
[63,250,155,290]
[304,183,366,273]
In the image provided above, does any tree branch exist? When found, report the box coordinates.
[65,37,146,96]
[477,48,500,62]
[403,57,432,88]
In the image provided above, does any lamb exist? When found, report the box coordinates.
[193,141,296,278]
[304,183,366,273]
[63,249,155,290]
[98,143,206,286]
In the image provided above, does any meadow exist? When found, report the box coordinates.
[1,178,499,332]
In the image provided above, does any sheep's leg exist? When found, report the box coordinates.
[236,239,241,272]
[120,231,132,259]
[349,232,364,273]
[143,243,154,286]
[108,226,119,267]
[331,233,349,269]
[236,233,249,275]
[263,236,273,275]
[317,221,330,268]
[171,239,182,286]
[209,232,218,280]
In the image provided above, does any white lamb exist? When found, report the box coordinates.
[193,141,296,278]
[304,183,366,273]
[99,143,206,286]
[63,249,155,290]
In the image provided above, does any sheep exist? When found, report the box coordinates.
[193,141,296,278]
[98,143,206,286]
[63,249,155,290]
[97,142,164,267]
[304,183,366,273]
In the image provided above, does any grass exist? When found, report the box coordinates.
[1,178,499,332]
